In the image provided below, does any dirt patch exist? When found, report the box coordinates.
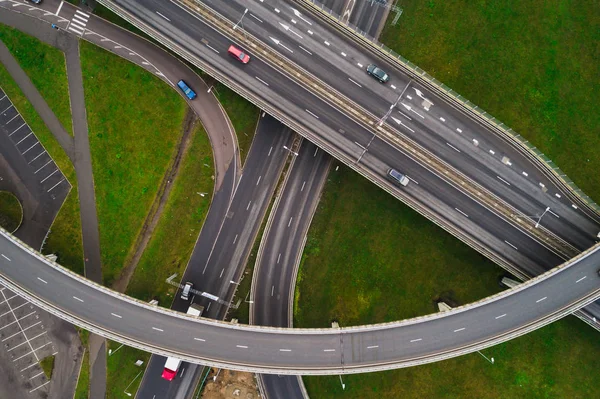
[202,368,259,399]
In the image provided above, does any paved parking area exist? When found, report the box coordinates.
[0,88,68,198]
[0,284,57,397]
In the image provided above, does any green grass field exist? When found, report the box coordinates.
[0,24,73,136]
[80,41,187,286]
[39,355,55,379]
[105,340,150,399]
[126,122,214,306]
[73,329,89,399]
[295,164,505,328]
[0,191,23,233]
[0,57,84,275]
[380,0,600,203]
[297,165,600,398]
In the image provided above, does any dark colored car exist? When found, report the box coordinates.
[366,64,390,83]
[177,80,197,100]
[228,45,250,64]
[28,0,42,4]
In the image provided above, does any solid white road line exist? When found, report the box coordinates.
[446,143,461,153]
[496,176,511,186]
[348,78,362,87]
[305,109,319,119]
[156,11,171,21]
[249,13,263,22]
[299,45,312,55]
[454,208,469,218]
[56,1,64,16]
[206,44,219,53]
[255,76,269,86]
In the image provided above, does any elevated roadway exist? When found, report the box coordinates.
[99,0,600,262]
[0,230,599,374]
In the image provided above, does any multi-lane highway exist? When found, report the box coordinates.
[99,0,600,262]
[1,0,599,383]
[251,140,331,397]
[0,229,599,374]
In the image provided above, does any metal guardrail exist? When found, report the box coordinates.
[297,0,600,218]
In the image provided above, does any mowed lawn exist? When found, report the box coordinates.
[80,41,187,286]
[0,24,73,136]
[380,0,600,202]
[295,165,505,329]
[126,123,214,306]
[297,166,600,398]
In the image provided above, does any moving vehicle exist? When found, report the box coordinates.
[228,45,250,64]
[177,80,197,100]
[28,0,42,4]
[187,303,204,317]
[180,281,194,301]
[387,168,409,186]
[161,356,181,381]
[366,64,390,83]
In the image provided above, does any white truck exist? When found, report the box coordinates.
[161,304,204,381]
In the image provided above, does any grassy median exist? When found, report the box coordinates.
[126,122,214,306]
[0,24,73,136]
[380,0,600,203]
[80,41,187,286]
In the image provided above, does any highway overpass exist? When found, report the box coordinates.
[0,230,599,374]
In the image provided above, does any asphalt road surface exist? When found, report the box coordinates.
[0,228,599,374]
[251,139,331,398]
[136,115,293,398]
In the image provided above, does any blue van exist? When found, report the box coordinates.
[177,80,197,100]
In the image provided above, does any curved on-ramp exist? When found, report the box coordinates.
[0,229,599,374]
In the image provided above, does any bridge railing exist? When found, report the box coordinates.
[299,0,600,216]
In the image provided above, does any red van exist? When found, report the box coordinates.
[228,45,250,64]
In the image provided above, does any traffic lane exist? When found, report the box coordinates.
[0,235,349,369]
[364,137,566,270]
[132,0,596,250]
[349,0,387,37]
[179,0,404,117]
[402,80,600,224]
[200,0,592,226]
[122,0,579,257]
[1,230,599,372]
[252,141,330,327]
[192,118,293,320]
[390,106,598,249]
[261,374,306,399]
[344,248,600,366]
